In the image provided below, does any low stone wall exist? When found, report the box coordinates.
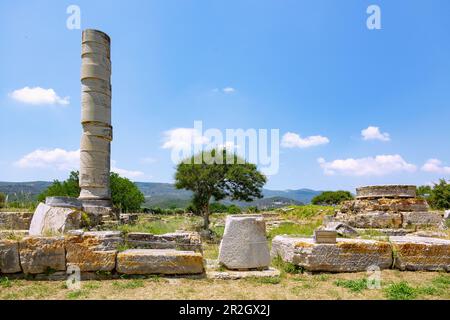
[0,231,205,277]
[271,235,450,272]
[0,212,33,230]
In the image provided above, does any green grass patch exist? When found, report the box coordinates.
[66,289,89,300]
[281,205,335,219]
[0,276,12,288]
[384,281,417,300]
[268,221,322,239]
[248,276,281,285]
[272,256,303,274]
[112,279,145,290]
[334,279,367,293]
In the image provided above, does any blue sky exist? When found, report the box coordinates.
[1,0,450,191]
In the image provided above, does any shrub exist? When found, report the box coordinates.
[311,191,354,206]
[227,204,241,214]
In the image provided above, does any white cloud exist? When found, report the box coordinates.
[14,148,145,179]
[212,87,236,94]
[14,148,79,170]
[9,86,69,105]
[222,87,235,93]
[361,126,390,141]
[281,132,329,149]
[162,128,209,150]
[318,154,417,176]
[111,160,144,179]
[421,159,450,174]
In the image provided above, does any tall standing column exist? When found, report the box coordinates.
[79,29,112,209]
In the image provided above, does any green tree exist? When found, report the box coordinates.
[38,171,145,212]
[110,172,145,212]
[417,185,432,198]
[427,179,450,210]
[0,192,6,208]
[37,171,80,202]
[175,149,266,230]
[311,190,354,206]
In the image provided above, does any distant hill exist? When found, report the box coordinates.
[0,181,322,209]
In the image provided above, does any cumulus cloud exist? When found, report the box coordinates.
[14,148,79,170]
[421,159,450,174]
[15,148,144,179]
[162,128,209,150]
[9,86,69,105]
[111,160,144,179]
[318,154,417,176]
[281,132,329,149]
[361,126,390,141]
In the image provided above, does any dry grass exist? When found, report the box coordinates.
[0,271,448,300]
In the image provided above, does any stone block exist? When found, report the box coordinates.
[401,211,443,227]
[125,232,202,252]
[218,215,270,270]
[313,229,337,244]
[116,249,204,275]
[336,211,403,229]
[0,239,21,273]
[0,212,33,230]
[356,185,416,199]
[65,231,122,272]
[29,203,82,236]
[390,236,450,271]
[19,237,66,274]
[271,236,393,272]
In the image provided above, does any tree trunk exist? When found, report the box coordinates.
[202,201,210,230]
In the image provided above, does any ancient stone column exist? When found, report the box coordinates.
[78,29,112,210]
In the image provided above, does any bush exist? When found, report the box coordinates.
[0,192,6,208]
[311,191,354,206]
[209,202,228,213]
[247,206,259,213]
[227,204,241,214]
[426,179,450,210]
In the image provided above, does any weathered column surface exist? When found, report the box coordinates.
[79,29,112,209]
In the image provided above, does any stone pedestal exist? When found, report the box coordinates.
[218,215,270,270]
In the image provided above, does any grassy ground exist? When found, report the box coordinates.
[0,271,448,300]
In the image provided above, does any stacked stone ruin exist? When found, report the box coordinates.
[334,185,442,231]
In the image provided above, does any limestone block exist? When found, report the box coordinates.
[0,212,33,230]
[65,231,122,272]
[340,198,429,213]
[336,211,403,229]
[218,215,270,270]
[0,240,21,273]
[45,196,82,209]
[402,211,443,227]
[271,236,393,272]
[29,203,82,236]
[116,249,204,275]
[390,236,450,271]
[125,232,202,252]
[356,185,416,199]
[19,237,66,274]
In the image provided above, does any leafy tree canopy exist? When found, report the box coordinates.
[311,190,354,205]
[175,148,266,230]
